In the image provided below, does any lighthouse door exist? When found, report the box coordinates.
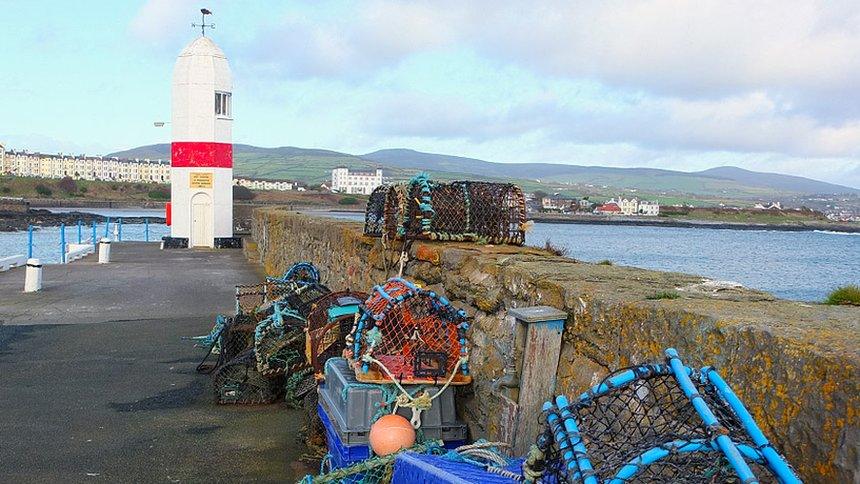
[190,192,212,248]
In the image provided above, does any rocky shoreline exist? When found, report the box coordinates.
[530,214,860,233]
[1,209,166,232]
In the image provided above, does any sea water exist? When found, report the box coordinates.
[317,211,859,302]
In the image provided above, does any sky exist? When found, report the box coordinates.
[0,0,858,188]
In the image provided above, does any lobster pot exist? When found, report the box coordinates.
[364,175,527,245]
[254,303,309,377]
[348,278,471,386]
[283,282,332,317]
[534,349,800,484]
[305,291,367,379]
[364,186,388,237]
[213,348,284,404]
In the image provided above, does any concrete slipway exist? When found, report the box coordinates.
[0,243,309,482]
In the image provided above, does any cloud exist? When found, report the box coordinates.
[244,1,860,111]
[129,0,200,45]
[366,90,860,159]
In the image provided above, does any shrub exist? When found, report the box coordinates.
[0,186,10,194]
[79,186,88,193]
[825,285,860,306]
[233,185,255,200]
[35,184,53,197]
[338,196,359,205]
[147,188,170,200]
[543,239,569,257]
[57,176,78,193]
[646,291,680,300]
[597,259,613,266]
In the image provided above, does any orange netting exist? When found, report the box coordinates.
[347,278,471,385]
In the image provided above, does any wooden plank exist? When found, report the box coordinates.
[513,317,564,455]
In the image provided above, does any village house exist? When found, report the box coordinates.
[594,201,622,215]
[0,147,171,184]
[233,177,295,191]
[541,194,577,212]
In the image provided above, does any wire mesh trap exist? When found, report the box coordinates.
[364,174,527,245]
[212,348,284,405]
[195,314,258,374]
[254,301,309,377]
[528,348,800,484]
[305,291,368,380]
[347,278,471,386]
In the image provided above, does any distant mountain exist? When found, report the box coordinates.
[362,149,858,196]
[107,144,859,198]
[695,166,852,195]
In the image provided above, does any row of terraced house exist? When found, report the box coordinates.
[0,144,171,183]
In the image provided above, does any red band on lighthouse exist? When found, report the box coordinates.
[171,142,232,168]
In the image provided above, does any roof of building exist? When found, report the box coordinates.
[596,202,622,211]
[179,36,226,59]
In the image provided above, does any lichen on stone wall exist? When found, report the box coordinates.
[252,208,859,483]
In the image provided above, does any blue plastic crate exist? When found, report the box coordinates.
[318,403,468,472]
[392,452,522,483]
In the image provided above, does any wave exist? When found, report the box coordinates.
[813,230,860,236]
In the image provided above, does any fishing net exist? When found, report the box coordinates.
[300,441,447,484]
[364,174,527,246]
[212,348,284,404]
[347,278,471,386]
[529,348,799,484]
[305,291,368,379]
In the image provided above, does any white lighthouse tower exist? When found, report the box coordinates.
[169,26,234,248]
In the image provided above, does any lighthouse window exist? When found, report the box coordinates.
[215,91,231,117]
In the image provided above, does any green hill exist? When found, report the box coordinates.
[107,144,858,200]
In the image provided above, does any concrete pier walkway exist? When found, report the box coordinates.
[0,243,309,482]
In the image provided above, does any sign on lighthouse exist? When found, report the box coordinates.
[168,11,236,249]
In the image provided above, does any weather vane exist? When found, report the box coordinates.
[192,8,214,37]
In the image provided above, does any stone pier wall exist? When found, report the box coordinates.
[251,208,858,482]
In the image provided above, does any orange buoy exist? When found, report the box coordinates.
[369,414,416,456]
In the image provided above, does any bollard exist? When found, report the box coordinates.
[98,238,111,264]
[92,221,97,246]
[24,258,42,293]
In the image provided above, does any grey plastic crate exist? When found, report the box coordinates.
[319,357,467,445]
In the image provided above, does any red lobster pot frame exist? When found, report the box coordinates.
[347,278,471,386]
[305,290,367,380]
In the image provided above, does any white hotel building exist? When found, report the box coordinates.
[331,166,383,195]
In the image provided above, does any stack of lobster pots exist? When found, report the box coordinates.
[317,277,473,471]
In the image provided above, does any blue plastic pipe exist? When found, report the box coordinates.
[27,225,33,258]
[610,439,767,483]
[60,223,66,263]
[556,395,598,484]
[144,218,149,242]
[104,217,110,237]
[542,401,582,481]
[665,348,758,484]
[118,218,123,241]
[703,367,801,484]
[91,221,97,246]
[77,219,82,244]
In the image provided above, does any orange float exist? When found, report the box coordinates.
[368,414,415,456]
